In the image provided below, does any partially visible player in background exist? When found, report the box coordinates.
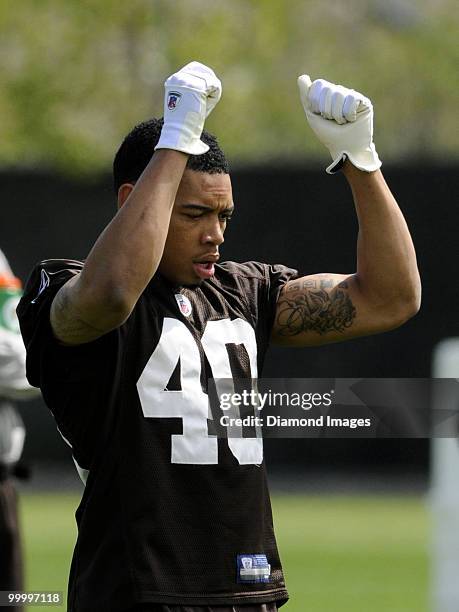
[0,249,39,612]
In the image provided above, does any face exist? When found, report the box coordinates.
[158,170,234,286]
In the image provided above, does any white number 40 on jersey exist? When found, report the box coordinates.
[137,318,263,466]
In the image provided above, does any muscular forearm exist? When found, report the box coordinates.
[51,149,189,342]
[80,150,187,311]
[343,162,421,316]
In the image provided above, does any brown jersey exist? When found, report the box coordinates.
[17,259,297,612]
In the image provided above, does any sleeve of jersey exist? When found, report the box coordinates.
[234,262,299,340]
[16,259,117,388]
[264,263,299,335]
[16,260,121,456]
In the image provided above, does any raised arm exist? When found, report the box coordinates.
[272,76,421,347]
[50,62,222,345]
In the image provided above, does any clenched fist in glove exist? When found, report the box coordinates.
[155,61,222,156]
[297,75,382,174]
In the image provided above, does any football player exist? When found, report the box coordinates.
[17,62,420,612]
[0,248,39,612]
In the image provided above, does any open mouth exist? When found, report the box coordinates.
[192,261,216,279]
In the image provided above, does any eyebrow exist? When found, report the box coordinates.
[182,203,235,213]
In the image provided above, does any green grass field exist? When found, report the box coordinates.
[19,493,429,612]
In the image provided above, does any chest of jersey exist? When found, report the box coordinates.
[126,281,264,466]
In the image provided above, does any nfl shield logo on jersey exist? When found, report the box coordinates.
[167,91,182,111]
[241,557,253,570]
[174,293,192,317]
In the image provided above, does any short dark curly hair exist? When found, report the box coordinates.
[113,117,229,194]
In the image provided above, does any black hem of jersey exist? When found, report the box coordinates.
[134,588,289,607]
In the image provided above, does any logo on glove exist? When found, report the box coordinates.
[167,91,182,111]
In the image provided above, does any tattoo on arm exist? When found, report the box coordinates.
[276,281,356,336]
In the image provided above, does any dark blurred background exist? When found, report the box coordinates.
[2,163,457,490]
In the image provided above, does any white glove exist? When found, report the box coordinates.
[155,61,222,155]
[298,75,381,174]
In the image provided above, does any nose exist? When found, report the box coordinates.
[200,218,225,246]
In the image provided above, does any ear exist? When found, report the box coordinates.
[117,183,135,209]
